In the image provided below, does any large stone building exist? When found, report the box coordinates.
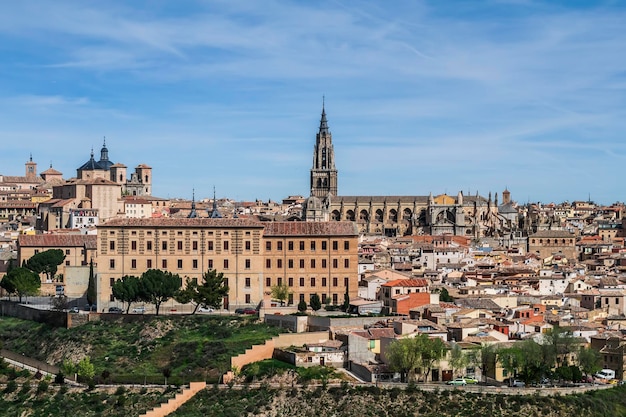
[302,106,515,239]
[95,218,359,311]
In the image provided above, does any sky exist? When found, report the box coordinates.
[1,0,626,206]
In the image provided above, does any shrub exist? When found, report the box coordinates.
[4,380,17,394]
[36,380,49,395]
[54,372,65,384]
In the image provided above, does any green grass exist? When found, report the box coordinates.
[0,315,282,384]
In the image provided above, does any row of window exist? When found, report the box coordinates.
[110,240,253,252]
[264,276,349,288]
[265,240,350,251]
[109,258,245,270]
[266,258,350,269]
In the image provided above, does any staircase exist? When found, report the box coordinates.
[140,381,206,417]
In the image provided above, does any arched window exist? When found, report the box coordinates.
[331,210,341,221]
[375,209,383,222]
[346,210,355,221]
[359,210,369,222]
[389,209,398,222]
[403,208,412,221]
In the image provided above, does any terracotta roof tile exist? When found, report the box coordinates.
[19,234,97,249]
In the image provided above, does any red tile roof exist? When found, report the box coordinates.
[19,234,97,249]
[262,222,358,236]
[101,217,265,228]
[382,278,429,288]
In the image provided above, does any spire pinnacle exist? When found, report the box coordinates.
[319,97,329,135]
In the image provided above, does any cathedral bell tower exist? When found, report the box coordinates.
[310,101,338,198]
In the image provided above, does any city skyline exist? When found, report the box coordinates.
[1,1,625,205]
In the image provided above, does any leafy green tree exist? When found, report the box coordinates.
[175,269,229,314]
[498,346,524,385]
[2,267,40,302]
[309,293,322,312]
[140,269,182,315]
[86,259,96,309]
[76,357,95,382]
[387,334,446,382]
[25,249,65,282]
[439,287,454,302]
[0,273,17,300]
[298,299,307,313]
[577,346,601,379]
[542,326,576,368]
[51,295,69,311]
[449,342,467,378]
[341,291,350,312]
[112,275,142,313]
[270,283,290,306]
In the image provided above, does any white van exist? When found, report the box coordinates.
[594,369,616,380]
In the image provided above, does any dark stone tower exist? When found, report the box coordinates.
[310,101,338,198]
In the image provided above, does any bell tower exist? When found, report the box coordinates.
[310,100,338,198]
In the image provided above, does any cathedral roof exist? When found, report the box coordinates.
[78,150,105,171]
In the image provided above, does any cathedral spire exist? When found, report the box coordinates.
[188,188,197,218]
[319,97,329,135]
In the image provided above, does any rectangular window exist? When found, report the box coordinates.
[177,241,183,251]
[110,277,114,287]
[277,241,283,250]
[65,249,70,255]
[245,241,251,250]
[332,241,338,251]
[288,277,293,287]
[288,259,294,268]
[131,259,137,269]
[311,241,316,251]
[208,259,213,269]
[344,277,349,287]
[109,259,115,269]
[245,277,251,287]
[322,259,327,268]
[299,241,305,250]
[277,259,282,268]
[208,241,214,251]
[288,293,294,304]
[333,277,338,287]
[224,259,229,269]
[300,277,305,287]
[245,259,251,269]
[192,259,198,269]
[266,259,271,268]
[223,241,229,250]
[131,241,137,251]
[162,241,167,251]
[300,294,305,302]
[311,259,316,268]
[332,293,338,304]
[266,277,271,287]
[266,241,272,251]
[162,259,167,268]
[310,277,316,287]
[192,241,198,251]
[147,259,152,268]
[65,260,70,266]
[299,259,305,268]
[322,277,327,287]
[245,294,251,304]
[177,259,183,269]
[333,259,338,268]
[344,259,349,268]
[344,241,350,250]
[288,241,294,251]
[322,294,327,304]
[322,241,327,250]
[109,241,115,250]
[147,241,152,251]
[278,277,283,286]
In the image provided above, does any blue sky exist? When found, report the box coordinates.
[1,1,625,205]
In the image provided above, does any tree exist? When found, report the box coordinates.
[140,269,182,315]
[270,283,290,306]
[542,326,576,369]
[438,287,454,302]
[76,357,95,382]
[497,346,524,385]
[309,293,322,312]
[298,299,307,313]
[175,269,229,314]
[86,259,96,309]
[341,291,350,312]
[51,295,69,311]
[111,275,142,313]
[577,346,601,379]
[386,334,446,383]
[2,267,40,302]
[449,342,467,378]
[25,249,65,282]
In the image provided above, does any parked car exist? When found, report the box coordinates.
[446,378,467,386]
[83,304,97,312]
[511,380,525,387]
[234,308,246,314]
[131,306,146,314]
[69,307,79,313]
[198,306,214,313]
[108,307,123,313]
[463,376,479,384]
[243,308,257,315]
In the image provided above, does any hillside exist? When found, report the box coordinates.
[0,315,282,384]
